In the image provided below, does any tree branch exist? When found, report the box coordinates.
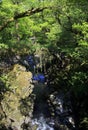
[0,18,14,31]
[0,7,48,31]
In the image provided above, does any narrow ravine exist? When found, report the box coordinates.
[0,54,77,130]
[32,83,51,118]
[30,83,76,130]
[23,54,76,130]
[31,82,55,130]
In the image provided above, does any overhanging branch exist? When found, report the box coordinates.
[0,7,48,31]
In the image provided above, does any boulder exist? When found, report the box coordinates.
[0,64,34,130]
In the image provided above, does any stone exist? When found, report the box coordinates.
[0,64,34,130]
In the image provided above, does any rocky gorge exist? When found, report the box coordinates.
[0,50,86,130]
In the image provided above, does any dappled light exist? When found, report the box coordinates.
[0,0,88,130]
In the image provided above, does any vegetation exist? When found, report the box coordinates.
[0,0,88,129]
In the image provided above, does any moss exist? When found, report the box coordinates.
[79,118,88,130]
[0,64,34,129]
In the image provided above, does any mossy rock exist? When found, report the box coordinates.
[6,64,33,98]
[0,64,34,130]
[79,118,88,130]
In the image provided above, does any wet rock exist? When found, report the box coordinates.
[48,93,63,117]
[48,92,75,130]
[54,122,69,130]
[0,64,34,130]
[79,117,88,130]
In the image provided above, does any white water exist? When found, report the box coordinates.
[30,95,75,130]
[32,114,54,130]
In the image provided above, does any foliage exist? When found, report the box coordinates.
[0,0,88,129]
[69,72,88,95]
[0,43,8,49]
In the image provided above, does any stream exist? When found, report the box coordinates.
[31,82,53,129]
[31,115,54,130]
[23,55,76,130]
[25,80,75,130]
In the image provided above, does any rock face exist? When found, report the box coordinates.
[0,64,34,130]
[48,92,75,130]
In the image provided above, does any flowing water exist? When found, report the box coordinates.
[32,114,54,130]
[30,82,75,130]
[24,55,76,130]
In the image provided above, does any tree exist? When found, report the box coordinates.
[0,0,88,129]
